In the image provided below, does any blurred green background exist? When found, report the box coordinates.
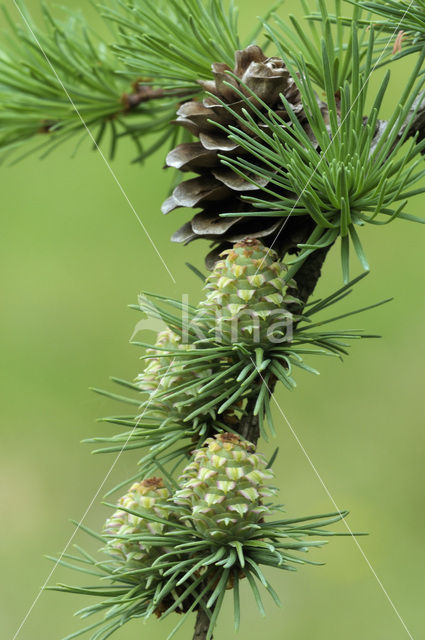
[1,1,424,639]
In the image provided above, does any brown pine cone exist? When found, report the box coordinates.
[161,45,314,267]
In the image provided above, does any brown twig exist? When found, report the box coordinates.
[404,95,425,145]
[193,607,213,640]
[121,84,191,111]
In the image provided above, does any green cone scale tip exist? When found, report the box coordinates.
[103,477,170,564]
[197,239,301,344]
[174,433,277,540]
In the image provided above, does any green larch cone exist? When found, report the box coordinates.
[197,238,301,344]
[56,453,350,640]
[137,326,206,418]
[136,328,182,395]
[94,239,374,467]
[134,322,240,447]
[137,326,219,432]
[103,477,170,565]
[174,433,277,541]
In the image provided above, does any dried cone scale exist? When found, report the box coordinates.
[162,45,313,266]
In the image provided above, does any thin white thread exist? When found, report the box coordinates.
[252,359,415,639]
[8,1,418,639]
[10,355,175,640]
[11,1,176,284]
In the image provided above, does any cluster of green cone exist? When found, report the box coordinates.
[53,434,351,639]
[54,239,380,638]
[89,239,380,473]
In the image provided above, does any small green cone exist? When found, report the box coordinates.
[103,477,170,565]
[135,327,231,445]
[137,328,182,395]
[197,238,301,344]
[174,433,277,541]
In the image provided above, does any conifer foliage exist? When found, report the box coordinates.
[51,435,351,640]
[89,239,381,474]
[3,0,424,639]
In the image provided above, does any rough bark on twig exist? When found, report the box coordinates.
[193,607,213,640]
